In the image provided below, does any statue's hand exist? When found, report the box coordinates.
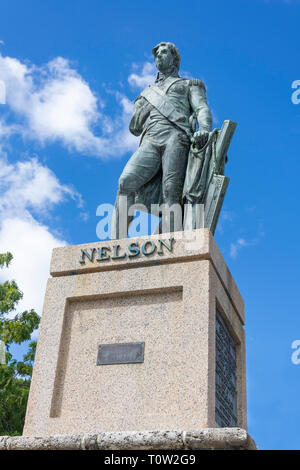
[191,130,209,149]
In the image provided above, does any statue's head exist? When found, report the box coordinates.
[152,42,181,73]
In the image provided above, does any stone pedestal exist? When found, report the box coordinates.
[2,429,257,450]
[23,229,247,437]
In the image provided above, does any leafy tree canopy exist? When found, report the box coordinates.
[0,252,40,436]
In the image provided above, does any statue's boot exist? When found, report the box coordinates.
[111,191,135,240]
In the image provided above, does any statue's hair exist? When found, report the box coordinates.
[152,42,181,70]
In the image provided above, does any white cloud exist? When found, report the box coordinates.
[0,55,104,154]
[216,210,234,234]
[230,224,264,259]
[0,157,78,328]
[0,119,19,156]
[97,91,138,159]
[230,238,249,259]
[128,62,156,89]
[0,54,143,158]
[0,79,5,104]
[0,54,205,159]
[0,216,66,326]
[0,157,80,216]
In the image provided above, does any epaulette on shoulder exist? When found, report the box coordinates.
[189,78,206,90]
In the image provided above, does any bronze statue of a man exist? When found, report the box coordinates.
[111,42,213,238]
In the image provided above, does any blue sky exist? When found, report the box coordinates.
[0,0,300,449]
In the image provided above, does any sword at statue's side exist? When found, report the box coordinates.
[183,120,237,234]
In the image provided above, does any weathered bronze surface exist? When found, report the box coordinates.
[97,342,145,365]
[111,42,236,238]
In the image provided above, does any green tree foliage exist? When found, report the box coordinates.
[0,252,40,436]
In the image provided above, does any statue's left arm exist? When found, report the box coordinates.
[129,96,153,137]
[189,79,212,147]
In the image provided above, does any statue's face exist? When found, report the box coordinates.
[154,45,174,72]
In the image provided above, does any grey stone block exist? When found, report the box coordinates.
[184,428,257,450]
[1,428,257,450]
[97,430,184,450]
[0,436,8,450]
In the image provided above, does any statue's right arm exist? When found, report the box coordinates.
[129,96,153,136]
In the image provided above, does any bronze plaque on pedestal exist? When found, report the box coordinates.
[97,342,145,365]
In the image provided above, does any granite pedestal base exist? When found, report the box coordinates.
[2,428,257,450]
[23,229,247,437]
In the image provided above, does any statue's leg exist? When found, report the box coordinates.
[111,189,135,240]
[161,131,190,233]
[111,140,161,239]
